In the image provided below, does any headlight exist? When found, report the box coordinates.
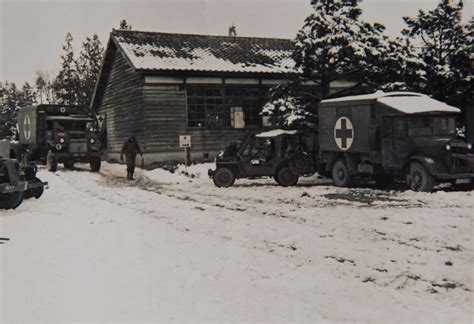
[445,144,451,151]
[217,151,224,158]
[55,144,62,150]
[59,137,65,144]
[468,144,473,150]
[89,138,96,144]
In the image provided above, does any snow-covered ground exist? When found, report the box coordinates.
[1,162,472,322]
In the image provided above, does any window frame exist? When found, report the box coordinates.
[185,84,268,130]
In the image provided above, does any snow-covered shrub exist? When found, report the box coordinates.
[261,96,314,128]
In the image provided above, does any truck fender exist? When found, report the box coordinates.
[404,156,446,176]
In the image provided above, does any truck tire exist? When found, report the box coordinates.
[213,168,235,188]
[0,191,24,209]
[47,150,58,172]
[275,167,299,187]
[289,152,312,175]
[90,158,101,172]
[332,159,353,187]
[63,160,75,170]
[407,162,435,192]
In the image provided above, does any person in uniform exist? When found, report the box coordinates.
[120,136,142,180]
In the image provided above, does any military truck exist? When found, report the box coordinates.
[16,104,101,172]
[318,91,474,192]
[210,128,318,187]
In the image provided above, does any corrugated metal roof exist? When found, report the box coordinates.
[112,30,296,74]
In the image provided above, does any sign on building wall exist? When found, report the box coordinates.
[179,135,192,147]
[231,107,245,129]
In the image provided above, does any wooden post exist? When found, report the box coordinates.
[185,147,191,166]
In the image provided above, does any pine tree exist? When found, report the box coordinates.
[0,81,20,137]
[293,0,390,100]
[402,0,471,107]
[18,82,37,108]
[53,33,80,105]
[76,34,104,110]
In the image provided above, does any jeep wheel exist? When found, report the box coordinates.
[0,191,24,209]
[47,150,58,172]
[275,167,299,187]
[90,158,101,172]
[289,153,312,175]
[213,168,235,188]
[64,160,75,170]
[332,159,353,187]
[407,162,435,192]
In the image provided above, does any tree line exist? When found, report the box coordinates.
[263,0,472,127]
[0,32,105,137]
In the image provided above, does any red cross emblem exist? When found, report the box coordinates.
[334,117,354,151]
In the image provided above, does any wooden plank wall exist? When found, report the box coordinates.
[98,49,144,154]
[143,84,251,162]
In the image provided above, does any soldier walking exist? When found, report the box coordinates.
[120,136,142,180]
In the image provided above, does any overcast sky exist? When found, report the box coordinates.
[0,0,472,85]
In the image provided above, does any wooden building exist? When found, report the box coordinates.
[91,29,314,164]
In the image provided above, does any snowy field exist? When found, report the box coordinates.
[0,162,473,322]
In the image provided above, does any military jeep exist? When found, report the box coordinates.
[209,129,318,187]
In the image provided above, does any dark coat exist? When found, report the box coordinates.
[121,137,142,165]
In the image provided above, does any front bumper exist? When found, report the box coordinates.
[0,181,27,194]
[54,151,101,161]
[27,180,48,190]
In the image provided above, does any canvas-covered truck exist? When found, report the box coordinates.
[318,91,474,192]
[16,104,101,172]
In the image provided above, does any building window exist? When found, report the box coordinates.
[187,85,265,129]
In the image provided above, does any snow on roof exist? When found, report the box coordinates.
[45,116,94,121]
[256,129,298,138]
[377,96,461,115]
[320,91,424,104]
[112,30,296,74]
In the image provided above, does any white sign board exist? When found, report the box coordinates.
[179,135,192,147]
[231,107,246,129]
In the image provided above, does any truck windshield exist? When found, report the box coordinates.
[407,116,456,136]
[52,120,88,131]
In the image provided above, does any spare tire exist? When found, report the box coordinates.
[289,152,312,176]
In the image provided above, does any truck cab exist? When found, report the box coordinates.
[16,105,101,172]
[319,92,474,192]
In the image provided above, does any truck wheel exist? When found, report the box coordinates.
[332,159,353,187]
[63,160,75,170]
[213,168,235,188]
[47,150,58,172]
[407,162,435,192]
[275,167,299,187]
[0,191,24,209]
[90,158,101,172]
